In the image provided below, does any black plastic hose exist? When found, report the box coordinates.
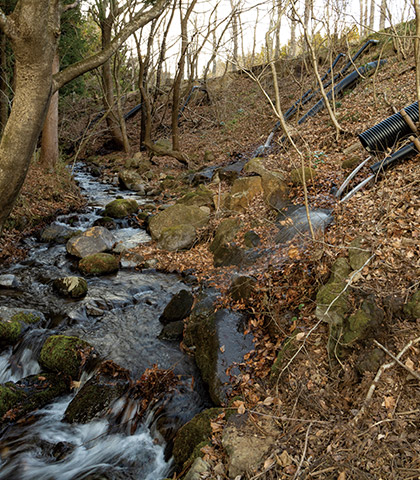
[298,60,386,125]
[359,101,419,151]
[370,142,418,174]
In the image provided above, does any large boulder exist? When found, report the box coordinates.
[149,204,210,241]
[185,297,253,404]
[66,226,116,258]
[64,361,130,423]
[158,224,196,251]
[125,152,152,174]
[0,307,44,344]
[244,158,288,210]
[231,176,263,197]
[0,373,68,424]
[348,237,371,271]
[104,198,139,219]
[40,224,80,244]
[39,335,97,380]
[79,253,119,275]
[160,289,194,324]
[118,169,145,193]
[53,276,88,299]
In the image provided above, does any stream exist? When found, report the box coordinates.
[0,164,208,479]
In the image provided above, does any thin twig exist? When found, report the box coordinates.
[352,336,420,424]
[373,340,420,381]
[293,422,312,480]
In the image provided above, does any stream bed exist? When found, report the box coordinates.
[0,164,207,479]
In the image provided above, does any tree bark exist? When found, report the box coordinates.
[40,52,60,169]
[0,0,168,232]
[0,30,7,134]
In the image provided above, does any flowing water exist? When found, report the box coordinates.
[0,164,207,479]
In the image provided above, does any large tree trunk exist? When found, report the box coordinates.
[101,21,125,150]
[40,52,60,169]
[0,0,58,231]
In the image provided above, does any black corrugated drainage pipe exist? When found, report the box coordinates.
[297,60,386,125]
[358,101,419,151]
[370,142,418,174]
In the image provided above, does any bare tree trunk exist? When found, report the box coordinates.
[274,2,281,59]
[289,8,297,57]
[40,53,60,168]
[414,0,420,126]
[172,0,197,153]
[0,30,7,134]
[230,0,239,70]
[101,19,125,150]
[369,0,375,31]
[379,0,386,30]
[359,0,365,36]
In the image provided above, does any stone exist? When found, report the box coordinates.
[176,186,214,209]
[243,158,268,177]
[149,204,210,241]
[172,407,222,469]
[0,308,45,344]
[342,156,361,169]
[356,347,386,374]
[39,335,97,380]
[243,230,261,248]
[53,276,88,299]
[158,321,184,341]
[348,238,371,271]
[222,413,278,478]
[158,224,196,251]
[104,198,139,219]
[40,224,79,244]
[126,152,152,174]
[118,169,146,193]
[185,306,253,405]
[0,373,68,424]
[229,276,256,302]
[0,274,19,288]
[79,253,119,275]
[224,192,250,212]
[93,216,116,230]
[231,176,263,197]
[66,226,116,258]
[112,231,149,253]
[120,252,145,268]
[160,289,194,324]
[64,361,130,423]
[290,166,317,185]
[184,458,211,480]
[210,218,244,268]
[342,298,383,345]
[217,161,245,183]
[404,289,420,318]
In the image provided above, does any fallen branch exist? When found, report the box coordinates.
[352,336,420,424]
[293,422,312,480]
[373,339,420,381]
[143,140,189,166]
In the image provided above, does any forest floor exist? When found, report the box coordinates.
[1,37,419,480]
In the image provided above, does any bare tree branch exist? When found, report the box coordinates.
[53,0,170,92]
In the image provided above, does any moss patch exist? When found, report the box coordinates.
[0,318,22,343]
[79,253,119,275]
[172,408,222,469]
[104,199,139,219]
[39,335,96,380]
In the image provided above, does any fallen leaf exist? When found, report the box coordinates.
[405,358,415,370]
[338,472,346,480]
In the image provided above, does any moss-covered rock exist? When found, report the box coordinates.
[104,198,139,219]
[149,204,210,241]
[93,216,116,230]
[348,237,371,271]
[176,186,214,208]
[53,276,88,299]
[0,308,44,344]
[356,347,386,374]
[118,170,145,193]
[158,224,196,251]
[404,289,420,318]
[64,363,130,423]
[243,230,261,248]
[125,152,152,173]
[209,218,242,268]
[271,334,298,378]
[231,176,263,197]
[172,408,222,469]
[0,373,68,424]
[79,253,119,275]
[290,166,317,185]
[342,298,383,345]
[39,335,97,380]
